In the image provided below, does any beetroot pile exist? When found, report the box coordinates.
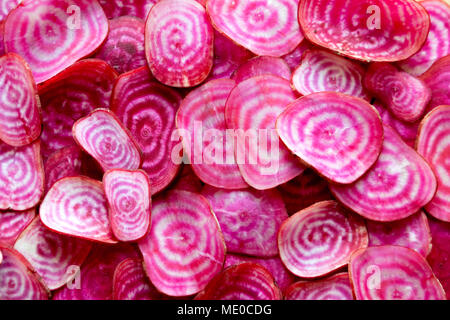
[0,0,450,301]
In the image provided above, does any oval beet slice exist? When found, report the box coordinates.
[282,41,313,71]
[99,0,158,19]
[207,0,304,57]
[349,245,446,300]
[232,56,291,83]
[202,185,288,257]
[225,75,305,189]
[427,217,450,297]
[298,0,430,62]
[138,190,225,296]
[0,53,41,147]
[419,54,450,112]
[278,200,368,278]
[0,209,35,246]
[145,0,213,87]
[44,146,84,192]
[285,273,353,300]
[276,92,383,184]
[4,0,108,83]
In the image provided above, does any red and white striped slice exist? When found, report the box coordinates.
[99,0,158,19]
[285,273,354,300]
[427,217,450,297]
[232,56,291,83]
[0,0,21,21]
[0,209,35,246]
[44,145,83,192]
[282,40,314,70]
[419,55,450,112]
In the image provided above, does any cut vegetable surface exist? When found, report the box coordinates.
[99,0,158,19]
[427,217,450,297]
[285,273,353,300]
[419,55,450,112]
[232,56,291,83]
[44,146,83,192]
[0,0,21,21]
[0,209,35,246]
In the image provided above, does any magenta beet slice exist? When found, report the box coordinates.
[225,75,305,189]
[278,200,368,278]
[201,185,288,257]
[0,53,41,147]
[4,0,108,83]
[419,55,450,112]
[232,56,291,83]
[138,190,225,296]
[427,217,450,297]
[145,0,213,87]
[349,245,446,300]
[298,0,430,62]
[40,176,117,244]
[285,273,353,300]
[195,262,282,300]
[99,0,158,19]
[13,217,92,290]
[276,92,383,184]
[0,0,20,21]
[282,41,313,70]
[176,78,247,189]
[207,0,304,57]
[171,165,203,193]
[0,209,35,246]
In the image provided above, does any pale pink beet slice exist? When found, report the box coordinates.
[99,0,158,19]
[103,169,151,242]
[298,0,430,62]
[0,53,41,147]
[4,0,108,83]
[111,66,181,194]
[276,92,383,184]
[201,185,288,257]
[144,0,213,87]
[349,245,446,300]
[419,55,450,112]
[0,209,35,246]
[278,200,368,278]
[225,75,305,189]
[0,140,44,210]
[427,217,450,298]
[176,78,247,189]
[232,56,291,83]
[282,41,313,70]
[285,273,353,300]
[171,165,203,193]
[207,0,304,57]
[138,190,225,297]
[40,176,117,244]
[0,0,21,21]
[73,109,142,171]
[13,217,92,290]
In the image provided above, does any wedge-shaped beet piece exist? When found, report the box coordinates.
[232,56,291,83]
[145,0,213,87]
[0,0,21,21]
[207,0,304,57]
[278,200,368,278]
[350,245,446,300]
[73,109,142,171]
[226,75,305,189]
[298,0,430,62]
[285,273,353,300]
[276,92,383,184]
[282,41,313,70]
[44,146,83,192]
[4,0,108,83]
[40,176,116,244]
[138,190,225,296]
[419,55,450,112]
[202,185,288,257]
[171,165,203,193]
[176,78,247,189]
[0,53,41,147]
[427,217,450,297]
[99,0,158,19]
[0,209,35,246]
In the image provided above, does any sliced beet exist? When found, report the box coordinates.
[276,92,383,184]
[349,245,446,300]
[282,40,313,70]
[144,0,213,87]
[0,0,21,21]
[207,0,304,57]
[427,217,450,297]
[44,146,83,192]
[285,273,353,300]
[0,209,35,246]
[419,55,450,112]
[99,0,158,19]
[232,56,291,83]
[201,185,288,257]
[171,165,203,193]
[278,200,368,278]
[138,190,225,296]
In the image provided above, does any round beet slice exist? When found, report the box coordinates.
[285,273,354,300]
[276,92,383,184]
[207,0,304,57]
[138,190,225,297]
[4,0,108,83]
[0,0,21,21]
[282,41,313,70]
[298,0,430,62]
[278,200,368,278]
[427,217,450,297]
[349,245,446,300]
[0,209,35,246]
[232,56,291,83]
[419,55,450,113]
[144,0,213,87]
[0,53,41,147]
[99,0,158,19]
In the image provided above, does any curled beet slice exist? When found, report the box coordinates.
[138,190,225,296]
[276,92,383,184]
[0,209,35,246]
[278,200,368,278]
[419,55,450,112]
[0,0,21,21]
[282,41,313,70]
[349,245,446,300]
[99,0,158,19]
[232,56,291,83]
[427,217,450,297]
[285,273,353,300]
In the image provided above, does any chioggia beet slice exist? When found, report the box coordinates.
[276,92,383,184]
[111,67,181,194]
[298,0,430,62]
[427,217,450,297]
[0,53,41,147]
[73,109,142,171]
[419,55,450,112]
[349,245,446,300]
[282,41,313,70]
[171,165,203,193]
[232,56,291,83]
[278,200,368,278]
[0,209,35,246]
[285,273,354,300]
[207,0,304,57]
[13,217,92,290]
[4,0,108,83]
[225,75,305,189]
[201,185,288,257]
[44,146,83,192]
[103,169,151,242]
[138,190,225,296]
[99,0,158,19]
[195,262,282,300]
[39,176,117,244]
[145,0,213,87]
[0,0,21,21]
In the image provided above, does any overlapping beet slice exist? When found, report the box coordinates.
[0,209,35,246]
[171,165,203,193]
[232,56,291,83]
[0,0,21,21]
[285,273,354,300]
[419,55,450,112]
[427,217,450,297]
[99,0,158,19]
[282,41,313,70]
